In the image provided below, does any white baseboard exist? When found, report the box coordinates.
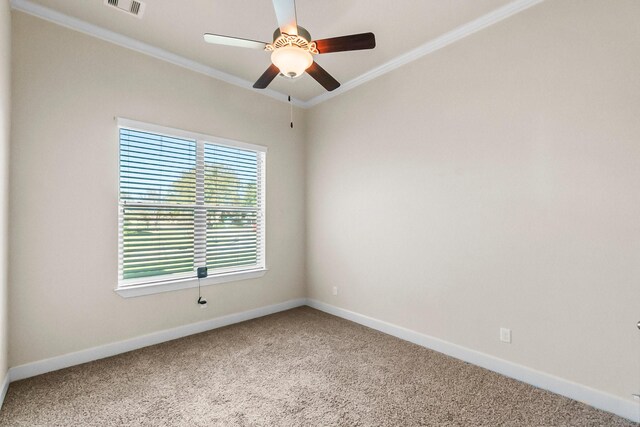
[0,371,9,409]
[5,298,638,423]
[9,298,306,382]
[306,299,640,424]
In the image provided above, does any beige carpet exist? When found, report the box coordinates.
[0,307,635,426]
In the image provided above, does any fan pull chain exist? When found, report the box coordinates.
[289,95,294,129]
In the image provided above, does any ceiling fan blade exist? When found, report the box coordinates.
[272,0,298,35]
[253,64,281,89]
[306,62,340,92]
[204,33,267,50]
[315,32,376,54]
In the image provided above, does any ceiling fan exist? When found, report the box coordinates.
[203,0,376,92]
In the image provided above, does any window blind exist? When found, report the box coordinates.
[204,144,262,272]
[118,124,265,287]
[119,129,196,205]
[121,206,195,280]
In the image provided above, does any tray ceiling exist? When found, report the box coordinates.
[16,0,527,103]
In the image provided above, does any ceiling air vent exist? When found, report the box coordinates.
[104,0,146,18]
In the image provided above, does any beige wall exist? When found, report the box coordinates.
[9,12,306,366]
[0,0,10,379]
[306,1,640,402]
[8,0,640,408]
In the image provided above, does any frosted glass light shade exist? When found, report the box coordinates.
[271,46,313,79]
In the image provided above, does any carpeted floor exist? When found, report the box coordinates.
[0,307,635,426]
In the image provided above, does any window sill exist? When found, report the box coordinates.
[114,268,268,298]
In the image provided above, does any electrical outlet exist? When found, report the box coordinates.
[500,328,511,343]
[332,286,338,296]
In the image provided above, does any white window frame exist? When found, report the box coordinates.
[115,118,267,298]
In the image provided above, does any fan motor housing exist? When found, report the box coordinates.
[273,26,312,43]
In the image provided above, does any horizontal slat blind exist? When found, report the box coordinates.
[120,206,195,280]
[204,143,262,273]
[204,144,258,207]
[120,128,196,204]
[206,210,258,270]
[118,123,265,287]
[119,128,197,283]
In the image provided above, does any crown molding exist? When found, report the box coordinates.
[9,0,306,108]
[304,0,544,108]
[11,0,544,110]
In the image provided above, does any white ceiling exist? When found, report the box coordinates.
[19,0,518,102]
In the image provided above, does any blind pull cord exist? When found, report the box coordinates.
[197,267,208,308]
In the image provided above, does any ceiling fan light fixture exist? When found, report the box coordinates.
[271,46,313,79]
[204,1,376,92]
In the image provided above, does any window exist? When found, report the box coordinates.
[116,119,266,296]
